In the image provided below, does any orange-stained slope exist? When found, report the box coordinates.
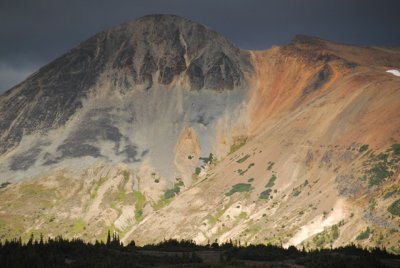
[247,37,400,147]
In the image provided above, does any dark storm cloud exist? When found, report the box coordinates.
[1,0,400,92]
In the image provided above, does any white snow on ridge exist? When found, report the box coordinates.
[386,69,400,77]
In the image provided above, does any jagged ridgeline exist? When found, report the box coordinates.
[0,14,252,180]
[0,14,399,252]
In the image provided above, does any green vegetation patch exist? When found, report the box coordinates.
[133,191,145,208]
[267,161,275,171]
[291,180,308,197]
[359,144,369,154]
[356,227,371,240]
[361,144,400,187]
[312,232,326,248]
[71,218,86,235]
[236,154,250,163]
[91,176,107,200]
[292,189,301,197]
[387,199,400,216]
[391,143,400,156]
[117,191,126,203]
[389,246,400,255]
[225,183,253,196]
[0,219,5,229]
[238,163,255,176]
[259,173,279,200]
[175,178,184,187]
[243,225,261,239]
[134,209,143,222]
[133,191,146,222]
[208,209,226,225]
[122,170,130,182]
[259,189,272,199]
[368,163,392,186]
[164,179,184,200]
[200,153,214,165]
[384,188,399,199]
[237,212,248,220]
[331,225,339,241]
[229,136,247,155]
[265,175,277,188]
[164,187,179,199]
[312,225,340,248]
[152,196,172,211]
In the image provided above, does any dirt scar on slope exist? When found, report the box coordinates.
[285,198,347,247]
[386,69,400,77]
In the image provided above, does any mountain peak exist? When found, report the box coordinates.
[80,13,252,89]
[113,14,207,35]
[0,14,252,157]
[133,13,196,24]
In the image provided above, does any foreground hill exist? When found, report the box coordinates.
[0,15,399,252]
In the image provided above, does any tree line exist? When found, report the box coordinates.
[0,233,398,267]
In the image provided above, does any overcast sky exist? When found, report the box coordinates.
[1,0,400,93]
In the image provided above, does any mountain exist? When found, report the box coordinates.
[0,15,399,252]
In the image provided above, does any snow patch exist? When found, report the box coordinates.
[386,69,400,77]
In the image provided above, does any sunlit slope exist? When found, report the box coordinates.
[125,36,400,250]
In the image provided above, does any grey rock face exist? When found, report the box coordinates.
[0,15,253,183]
[0,14,252,156]
[109,14,252,89]
[0,32,109,154]
[303,65,332,95]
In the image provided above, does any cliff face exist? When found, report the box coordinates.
[0,14,252,184]
[0,15,399,251]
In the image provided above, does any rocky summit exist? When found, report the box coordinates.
[0,15,399,253]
